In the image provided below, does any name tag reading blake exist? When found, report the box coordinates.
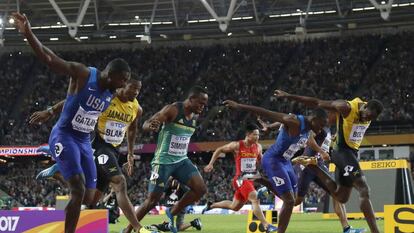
[104,120,127,144]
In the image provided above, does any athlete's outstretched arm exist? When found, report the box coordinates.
[204,142,239,173]
[257,117,282,132]
[125,106,143,176]
[29,100,65,125]
[306,132,330,161]
[12,13,89,79]
[274,90,351,117]
[142,104,177,132]
[223,100,297,128]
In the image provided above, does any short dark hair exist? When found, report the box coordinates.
[107,58,131,74]
[245,123,259,133]
[188,86,208,98]
[366,99,383,116]
[311,108,328,120]
[128,73,142,84]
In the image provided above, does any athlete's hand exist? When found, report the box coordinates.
[11,12,31,35]
[29,110,52,125]
[223,100,240,110]
[274,90,290,98]
[204,164,213,173]
[257,117,269,132]
[320,151,330,161]
[148,119,161,132]
[126,153,135,176]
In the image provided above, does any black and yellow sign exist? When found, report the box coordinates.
[384,205,414,233]
[246,210,277,233]
[329,159,409,172]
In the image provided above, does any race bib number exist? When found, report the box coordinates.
[71,106,100,133]
[282,137,308,160]
[241,158,256,172]
[168,135,190,156]
[104,120,127,144]
[349,124,368,143]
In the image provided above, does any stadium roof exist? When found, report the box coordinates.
[1,0,414,44]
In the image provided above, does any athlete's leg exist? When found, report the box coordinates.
[170,159,207,215]
[89,158,109,207]
[306,148,355,203]
[176,212,191,231]
[278,191,295,233]
[177,214,202,231]
[171,173,206,214]
[93,141,144,231]
[333,200,350,229]
[50,131,86,233]
[178,222,192,231]
[53,172,68,187]
[89,189,103,207]
[248,191,270,228]
[65,174,87,233]
[331,148,379,232]
[210,196,245,211]
[353,176,380,233]
[111,174,143,230]
[124,163,170,233]
[124,192,163,233]
[210,177,250,211]
[294,166,314,206]
[80,142,97,206]
[255,177,281,198]
[312,170,352,230]
[263,158,295,233]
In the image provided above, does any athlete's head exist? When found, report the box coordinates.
[245,123,260,143]
[187,86,208,114]
[360,99,383,122]
[309,108,329,134]
[119,73,142,101]
[105,58,131,91]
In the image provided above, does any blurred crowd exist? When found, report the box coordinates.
[1,32,413,145]
[0,161,68,208]
[1,32,413,209]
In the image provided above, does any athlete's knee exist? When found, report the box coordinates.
[282,194,295,207]
[69,181,86,198]
[110,175,127,192]
[232,205,242,211]
[193,183,207,197]
[231,203,244,211]
[294,197,303,206]
[337,197,347,204]
[249,197,259,205]
[146,199,158,208]
[358,186,371,200]
[83,189,97,206]
[334,194,349,203]
[285,198,295,207]
[248,192,259,203]
[144,193,161,209]
[354,178,371,200]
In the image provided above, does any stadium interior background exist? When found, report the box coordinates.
[0,0,413,232]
